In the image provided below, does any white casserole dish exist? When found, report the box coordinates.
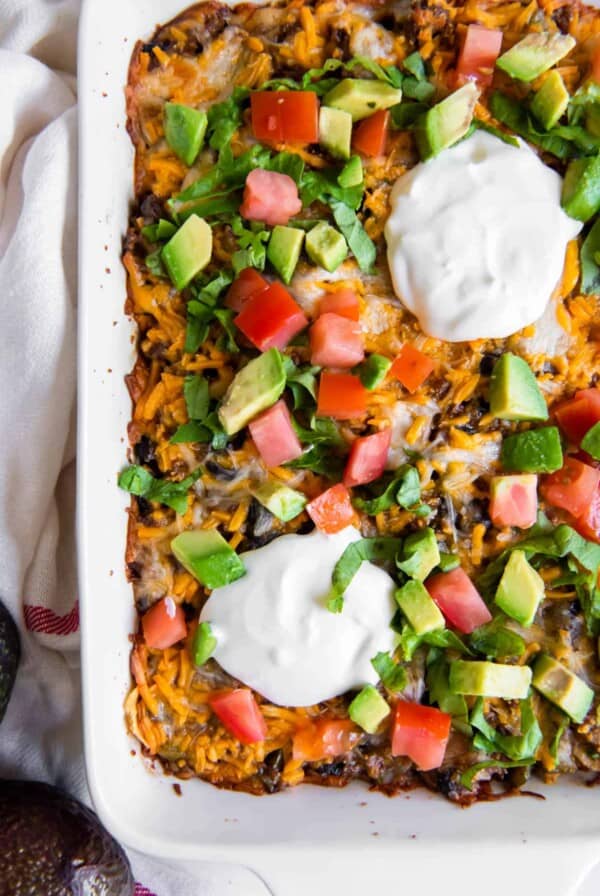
[77,1,600,892]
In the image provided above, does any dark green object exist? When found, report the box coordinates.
[267,225,304,283]
[0,599,19,723]
[0,780,133,895]
[193,622,217,665]
[415,83,478,159]
[337,155,363,188]
[356,354,391,390]
[329,200,376,274]
[561,155,600,222]
[489,353,548,421]
[118,465,202,515]
[500,426,563,473]
[580,216,600,295]
[438,552,460,573]
[164,102,208,166]
[581,421,600,459]
[171,529,246,590]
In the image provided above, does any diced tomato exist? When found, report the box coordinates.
[239,168,302,227]
[389,345,435,393]
[343,429,391,488]
[307,483,357,533]
[352,110,390,158]
[234,281,308,351]
[248,399,303,467]
[316,372,367,420]
[318,289,360,321]
[209,689,267,745]
[573,484,600,543]
[224,268,268,312]
[391,702,451,771]
[489,474,538,529]
[555,388,600,445]
[250,91,319,145]
[456,24,503,87]
[310,313,364,368]
[425,567,492,634]
[541,457,600,518]
[292,719,360,762]
[141,597,187,650]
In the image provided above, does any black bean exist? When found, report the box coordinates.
[136,496,152,518]
[205,460,237,481]
[140,193,164,222]
[316,761,346,777]
[260,749,284,794]
[135,435,155,465]
[479,352,500,376]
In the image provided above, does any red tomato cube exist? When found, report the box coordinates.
[489,474,538,529]
[250,91,319,145]
[343,429,392,487]
[307,483,357,533]
[425,567,492,634]
[239,168,302,227]
[318,289,360,320]
[209,689,267,744]
[573,483,600,543]
[541,457,600,518]
[234,282,308,351]
[391,701,451,771]
[555,388,600,445]
[141,597,187,650]
[352,110,390,158]
[316,372,367,420]
[310,312,364,368]
[456,24,503,87]
[248,400,303,468]
[390,345,435,393]
[225,268,268,312]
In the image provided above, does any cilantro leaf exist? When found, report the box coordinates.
[460,759,533,791]
[468,617,526,660]
[371,651,407,692]
[327,537,402,612]
[580,217,600,295]
[145,249,166,277]
[299,168,364,210]
[330,200,376,273]
[141,219,177,242]
[118,465,201,514]
[184,375,209,420]
[426,652,470,733]
[184,271,235,354]
[489,92,580,159]
[266,151,305,184]
[281,356,321,409]
[395,621,471,661]
[353,465,422,515]
[470,697,542,762]
[231,217,269,274]
[206,88,249,151]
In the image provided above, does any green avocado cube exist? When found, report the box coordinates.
[161,214,212,290]
[338,155,363,188]
[562,155,600,223]
[319,106,353,160]
[395,579,445,634]
[348,685,390,733]
[415,82,478,160]
[501,426,563,474]
[218,348,286,435]
[305,222,348,272]
[192,621,217,665]
[586,103,600,138]
[267,225,304,284]
[251,480,307,522]
[164,102,208,166]
[496,32,575,82]
[495,550,544,627]
[532,653,594,723]
[171,529,246,590]
[449,660,532,699]
[324,78,402,122]
[581,421,600,460]
[355,354,392,390]
[397,527,441,582]
[531,70,569,130]
[489,353,548,422]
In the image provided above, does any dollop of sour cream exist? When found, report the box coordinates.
[200,527,396,707]
[384,131,582,342]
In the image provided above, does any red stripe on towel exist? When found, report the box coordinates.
[24,601,79,635]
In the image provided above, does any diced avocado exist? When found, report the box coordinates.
[561,155,600,223]
[355,354,391,390]
[395,579,445,635]
[251,480,307,522]
[415,83,479,161]
[449,659,532,699]
[532,653,594,723]
[267,225,304,284]
[530,70,569,130]
[397,527,441,581]
[489,353,548,422]
[338,154,363,188]
[192,621,217,665]
[501,426,563,473]
[319,106,353,160]
[324,78,402,122]
[348,684,390,733]
[581,421,600,459]
[218,348,286,435]
[161,214,212,290]
[586,103,600,138]
[494,550,544,627]
[171,528,246,590]
[164,102,208,166]
[438,552,460,573]
[305,222,348,272]
[496,32,575,82]
[427,655,470,732]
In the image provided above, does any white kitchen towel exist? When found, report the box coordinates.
[0,1,269,893]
